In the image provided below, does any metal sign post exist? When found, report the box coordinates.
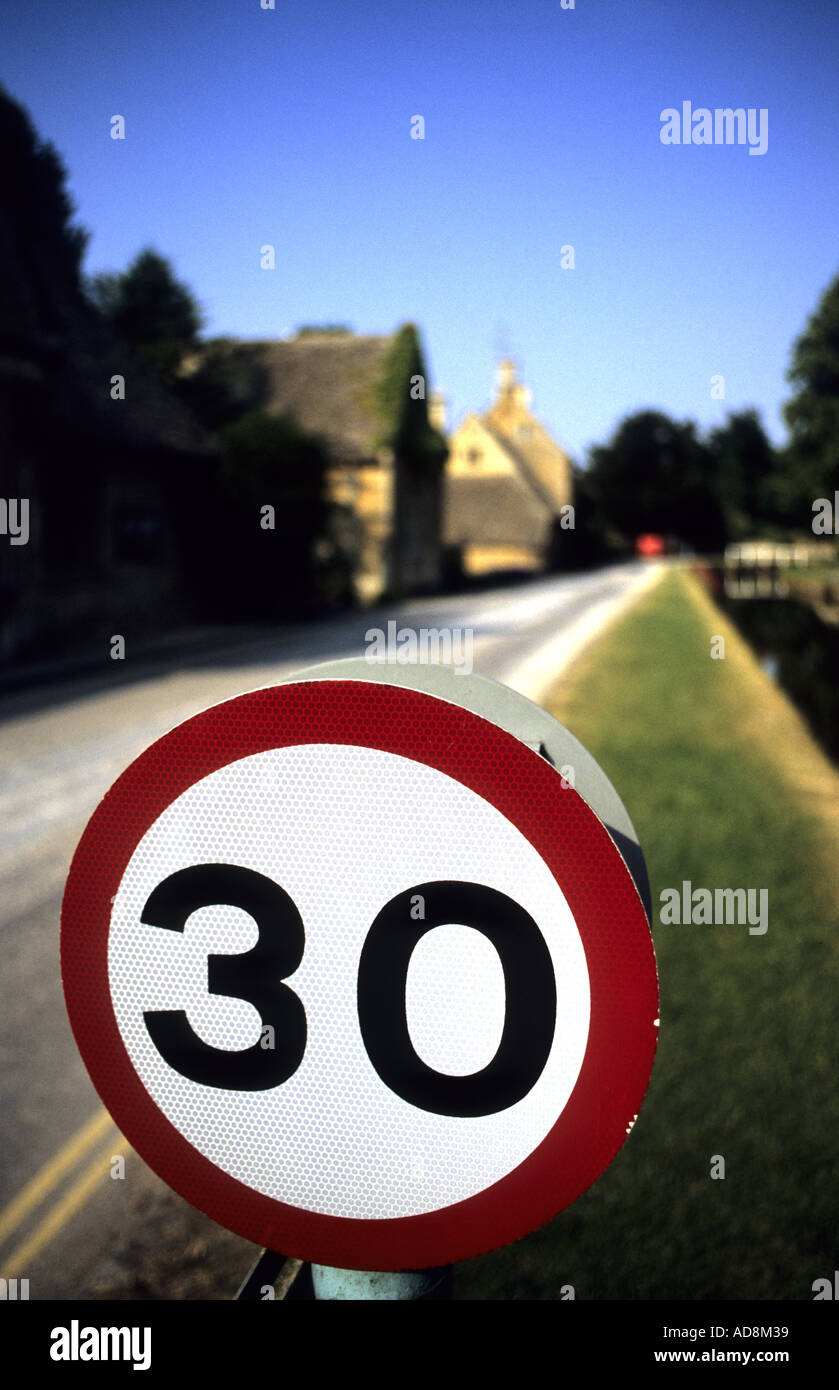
[310,1264,451,1300]
[235,1249,450,1300]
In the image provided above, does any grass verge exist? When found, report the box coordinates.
[455,566,839,1300]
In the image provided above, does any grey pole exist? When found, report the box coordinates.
[235,1250,451,1300]
[310,1265,451,1300]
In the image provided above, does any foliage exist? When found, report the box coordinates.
[209,409,331,617]
[176,337,268,432]
[706,409,778,539]
[218,409,326,506]
[0,85,89,288]
[87,247,204,386]
[547,464,611,570]
[371,323,448,477]
[783,268,839,506]
[585,410,727,552]
[294,325,352,336]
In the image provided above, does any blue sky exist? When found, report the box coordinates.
[4,0,838,461]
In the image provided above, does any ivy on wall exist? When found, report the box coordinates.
[371,323,448,478]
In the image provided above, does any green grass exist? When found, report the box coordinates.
[454,569,839,1300]
[786,564,839,582]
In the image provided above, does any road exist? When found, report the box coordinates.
[0,561,660,1299]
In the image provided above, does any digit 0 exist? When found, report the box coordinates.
[357,881,557,1116]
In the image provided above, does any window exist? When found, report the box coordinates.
[114,504,164,564]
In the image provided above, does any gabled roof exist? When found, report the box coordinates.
[483,402,570,513]
[0,299,214,458]
[247,332,397,465]
[443,363,572,552]
[53,300,213,455]
[478,419,559,514]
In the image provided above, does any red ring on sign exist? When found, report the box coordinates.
[61,680,658,1271]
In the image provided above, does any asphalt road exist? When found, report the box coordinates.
[0,561,659,1299]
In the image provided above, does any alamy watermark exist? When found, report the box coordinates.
[50,1322,151,1371]
[812,492,839,533]
[0,1278,29,1299]
[813,1270,839,1299]
[660,102,768,156]
[659,881,768,935]
[365,622,473,674]
[1,498,29,545]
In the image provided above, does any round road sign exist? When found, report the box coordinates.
[61,678,658,1271]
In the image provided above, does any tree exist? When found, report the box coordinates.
[586,410,726,552]
[176,337,268,432]
[547,463,609,570]
[0,85,89,301]
[372,323,448,478]
[87,247,203,385]
[783,268,839,510]
[706,410,778,538]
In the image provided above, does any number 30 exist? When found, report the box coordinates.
[141,864,557,1118]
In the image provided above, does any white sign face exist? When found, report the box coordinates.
[63,678,658,1270]
[109,744,591,1219]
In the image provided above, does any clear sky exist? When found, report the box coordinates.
[4,0,838,462]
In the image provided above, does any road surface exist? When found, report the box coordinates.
[0,561,660,1299]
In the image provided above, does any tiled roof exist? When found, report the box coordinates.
[52,300,213,454]
[248,333,396,464]
[483,405,571,513]
[479,421,559,514]
[443,473,554,547]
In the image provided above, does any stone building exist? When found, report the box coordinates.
[248,326,446,603]
[0,320,214,662]
[443,360,574,576]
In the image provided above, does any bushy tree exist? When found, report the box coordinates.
[586,410,726,552]
[706,409,778,538]
[783,269,839,509]
[0,85,89,297]
[372,323,448,477]
[87,247,203,385]
[547,464,610,570]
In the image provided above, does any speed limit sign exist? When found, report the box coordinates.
[61,674,658,1271]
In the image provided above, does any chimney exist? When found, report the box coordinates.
[496,359,517,399]
[429,390,447,433]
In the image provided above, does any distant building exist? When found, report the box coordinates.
[442,360,573,576]
[248,327,445,603]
